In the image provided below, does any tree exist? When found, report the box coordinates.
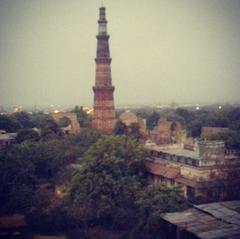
[207,163,240,201]
[41,118,63,139]
[30,112,52,129]
[129,122,142,140]
[16,128,39,143]
[0,150,36,214]
[147,111,160,129]
[0,115,21,132]
[72,106,90,128]
[175,108,194,124]
[13,112,34,128]
[133,185,187,239]
[65,128,102,158]
[188,119,202,138]
[67,135,186,238]
[208,130,240,150]
[114,120,128,135]
[68,135,147,229]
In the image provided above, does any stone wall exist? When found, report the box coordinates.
[149,118,183,145]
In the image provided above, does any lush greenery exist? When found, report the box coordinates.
[0,128,101,215]
[2,105,240,237]
[72,106,90,128]
[67,135,187,238]
[114,121,142,140]
[0,126,186,238]
[138,105,240,149]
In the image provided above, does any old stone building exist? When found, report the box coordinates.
[201,126,228,139]
[51,112,80,134]
[145,141,240,200]
[92,7,116,133]
[0,130,17,151]
[119,110,146,134]
[149,117,184,145]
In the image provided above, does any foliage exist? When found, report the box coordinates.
[0,140,73,214]
[13,112,34,128]
[67,135,186,238]
[40,118,63,139]
[146,111,160,129]
[68,135,147,228]
[207,164,240,201]
[30,112,52,129]
[129,123,142,140]
[0,128,102,216]
[133,185,187,239]
[16,128,39,143]
[0,114,21,132]
[114,121,128,135]
[65,128,102,158]
[0,150,36,214]
[57,116,71,127]
[114,121,142,140]
[28,200,75,234]
[72,106,90,128]
[207,129,240,150]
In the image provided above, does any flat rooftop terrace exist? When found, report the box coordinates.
[146,145,200,160]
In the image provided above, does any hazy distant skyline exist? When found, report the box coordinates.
[0,0,240,107]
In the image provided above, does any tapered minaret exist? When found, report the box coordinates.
[92,6,116,133]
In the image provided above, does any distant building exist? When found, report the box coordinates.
[119,111,146,134]
[201,126,228,139]
[0,130,17,151]
[146,140,240,200]
[51,112,80,134]
[162,200,240,239]
[149,117,185,145]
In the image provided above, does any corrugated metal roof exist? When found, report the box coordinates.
[162,201,240,239]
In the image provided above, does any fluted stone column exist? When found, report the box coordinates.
[92,7,116,133]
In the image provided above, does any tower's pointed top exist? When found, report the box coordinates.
[100,0,105,8]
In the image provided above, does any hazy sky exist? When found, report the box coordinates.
[0,0,240,107]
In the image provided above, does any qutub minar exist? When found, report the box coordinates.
[92,6,116,133]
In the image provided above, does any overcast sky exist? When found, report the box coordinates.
[0,0,240,107]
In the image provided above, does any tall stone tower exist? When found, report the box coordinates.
[92,6,116,133]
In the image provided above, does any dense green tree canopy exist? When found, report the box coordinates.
[68,135,186,238]
[72,106,90,128]
[0,115,21,132]
[16,128,39,143]
[68,136,147,226]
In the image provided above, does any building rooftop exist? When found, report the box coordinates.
[0,133,17,141]
[162,201,240,239]
[146,145,200,160]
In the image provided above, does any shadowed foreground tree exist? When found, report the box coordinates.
[0,115,21,132]
[133,185,187,239]
[67,135,187,238]
[16,128,39,143]
[114,120,128,135]
[114,121,142,141]
[206,164,240,201]
[68,136,146,228]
